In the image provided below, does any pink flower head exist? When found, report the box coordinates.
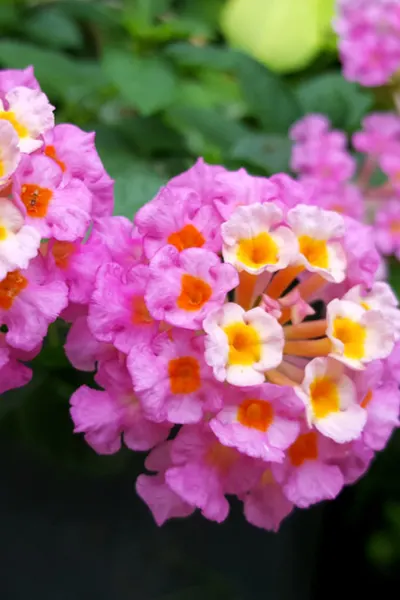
[136,441,195,525]
[303,180,364,221]
[327,298,395,369]
[46,235,111,305]
[165,424,261,522]
[353,113,400,157]
[0,67,39,96]
[243,468,294,532]
[343,217,380,287]
[204,303,284,386]
[135,185,222,260]
[88,262,157,354]
[90,216,144,270]
[169,157,227,205]
[43,124,114,217]
[64,315,117,373]
[379,148,400,192]
[374,199,400,258]
[335,0,400,86]
[343,282,400,340]
[70,364,171,455]
[0,334,32,394]
[0,255,68,351]
[13,155,92,241]
[0,198,40,280]
[0,86,54,153]
[146,246,238,330]
[210,384,301,461]
[0,120,20,187]
[289,114,331,143]
[291,131,355,187]
[128,330,223,424]
[272,429,344,508]
[295,357,366,443]
[354,362,400,451]
[221,203,298,275]
[288,205,347,283]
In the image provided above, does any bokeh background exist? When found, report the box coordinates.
[0,1,399,598]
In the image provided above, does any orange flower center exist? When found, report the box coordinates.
[131,296,153,325]
[361,389,373,409]
[206,442,238,472]
[44,145,66,173]
[167,224,205,251]
[288,431,318,467]
[51,241,76,269]
[177,274,212,311]
[237,398,274,431]
[21,184,53,218]
[0,270,28,310]
[168,356,201,394]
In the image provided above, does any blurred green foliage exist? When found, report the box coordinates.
[0,0,398,582]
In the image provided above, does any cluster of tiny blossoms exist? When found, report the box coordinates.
[65,153,400,530]
[290,112,400,264]
[334,0,400,87]
[0,66,113,395]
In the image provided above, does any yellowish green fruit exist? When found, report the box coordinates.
[221,0,336,73]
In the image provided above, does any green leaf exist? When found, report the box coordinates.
[102,49,178,115]
[295,72,373,131]
[54,1,121,26]
[0,40,106,101]
[166,106,247,155]
[236,56,301,133]
[231,133,291,173]
[0,5,19,33]
[25,7,83,50]
[114,167,166,219]
[165,43,239,70]
[389,257,400,300]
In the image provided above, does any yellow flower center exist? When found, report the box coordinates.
[236,232,278,269]
[309,376,340,419]
[333,316,366,360]
[223,321,261,365]
[298,235,329,269]
[0,111,28,138]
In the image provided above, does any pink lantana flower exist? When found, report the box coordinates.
[221,203,298,275]
[90,217,144,269]
[0,86,54,153]
[335,0,400,86]
[210,384,300,461]
[65,315,117,373]
[0,67,39,96]
[0,198,40,280]
[13,155,92,241]
[0,120,20,187]
[136,441,195,526]
[204,303,284,386]
[146,245,238,330]
[242,468,294,532]
[289,114,330,143]
[0,334,32,394]
[288,205,347,283]
[354,361,400,451]
[128,330,223,424]
[295,357,366,443]
[327,299,395,369]
[88,262,157,354]
[374,199,400,258]
[165,424,261,523]
[135,185,222,259]
[46,235,111,305]
[343,282,400,340]
[43,124,114,217]
[353,113,400,158]
[0,255,68,351]
[272,429,344,508]
[70,361,171,455]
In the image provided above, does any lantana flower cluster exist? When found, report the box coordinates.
[290,112,400,265]
[334,0,400,87]
[65,156,400,531]
[0,66,113,394]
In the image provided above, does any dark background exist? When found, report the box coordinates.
[0,1,399,598]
